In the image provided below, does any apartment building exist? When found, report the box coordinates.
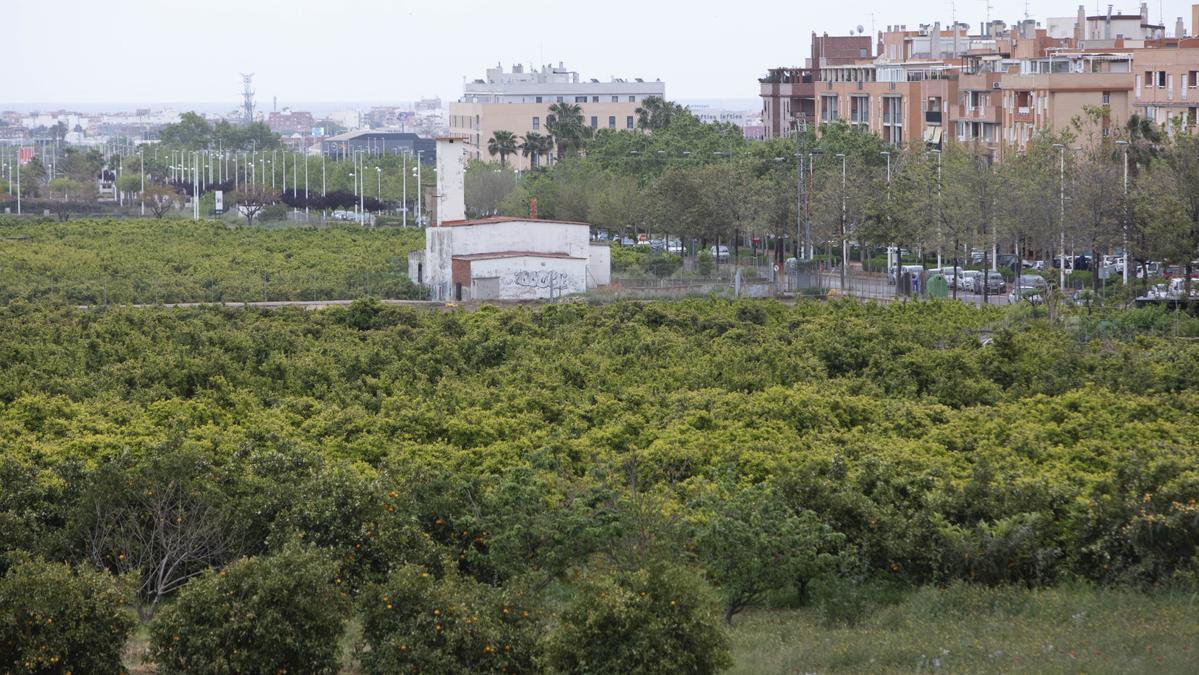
[760,34,873,138]
[448,62,665,170]
[761,5,1199,158]
[1132,44,1199,130]
[999,52,1134,148]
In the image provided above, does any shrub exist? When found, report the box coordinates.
[696,249,715,276]
[358,564,539,674]
[646,253,683,278]
[149,546,350,674]
[542,563,731,674]
[0,557,134,674]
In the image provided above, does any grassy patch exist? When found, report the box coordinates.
[729,584,1198,674]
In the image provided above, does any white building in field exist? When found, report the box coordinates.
[408,136,610,301]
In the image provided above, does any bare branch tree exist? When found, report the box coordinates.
[231,184,281,226]
[80,450,234,622]
[145,184,180,219]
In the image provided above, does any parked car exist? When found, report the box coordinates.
[709,245,730,262]
[1135,261,1162,278]
[1166,278,1199,299]
[667,238,684,254]
[1009,287,1044,305]
[957,270,983,293]
[984,271,1006,293]
[1015,274,1048,291]
[620,236,636,247]
[889,264,925,285]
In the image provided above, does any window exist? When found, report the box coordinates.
[592,96,600,102]
[626,116,634,129]
[532,116,540,130]
[608,115,616,129]
[1102,91,1111,104]
[535,96,543,103]
[590,116,598,129]
[629,96,636,102]
[556,96,564,103]
[611,95,619,102]
[575,96,587,103]
[1190,71,1199,87]
[821,95,839,122]
[850,95,869,125]
[1155,71,1167,87]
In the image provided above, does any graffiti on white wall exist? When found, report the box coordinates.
[513,269,572,289]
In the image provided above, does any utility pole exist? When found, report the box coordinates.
[139,148,145,217]
[192,152,200,220]
[416,150,423,227]
[837,152,847,293]
[882,150,894,295]
[403,151,408,227]
[1116,140,1130,286]
[796,118,806,261]
[1053,143,1066,289]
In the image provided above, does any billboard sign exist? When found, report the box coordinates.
[214,190,224,214]
[18,147,33,165]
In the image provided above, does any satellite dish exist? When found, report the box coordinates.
[857,25,864,34]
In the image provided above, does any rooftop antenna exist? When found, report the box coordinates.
[240,73,255,126]
[1024,0,1030,20]
[984,0,993,27]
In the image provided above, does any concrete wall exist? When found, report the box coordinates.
[425,228,454,301]
[449,221,592,259]
[407,250,425,285]
[469,256,588,300]
[588,244,611,288]
[435,138,466,224]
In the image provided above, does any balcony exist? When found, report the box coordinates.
[956,104,1000,123]
[1012,107,1034,123]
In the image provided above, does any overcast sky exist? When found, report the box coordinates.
[9,0,1198,109]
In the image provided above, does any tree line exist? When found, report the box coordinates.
[469,101,1198,289]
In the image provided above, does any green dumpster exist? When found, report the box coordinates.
[927,274,949,299]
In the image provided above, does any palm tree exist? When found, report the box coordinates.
[546,102,590,159]
[520,132,554,169]
[635,96,685,131]
[487,130,519,167]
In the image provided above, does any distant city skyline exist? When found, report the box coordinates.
[10,0,1199,107]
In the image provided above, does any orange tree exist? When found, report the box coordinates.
[149,545,349,674]
[0,556,134,674]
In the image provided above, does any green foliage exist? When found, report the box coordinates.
[157,111,280,151]
[542,562,732,674]
[687,481,844,621]
[0,218,425,303]
[149,546,350,674]
[1,298,1199,669]
[358,564,539,674]
[0,557,134,675]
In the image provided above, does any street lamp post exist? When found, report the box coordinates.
[139,148,144,216]
[402,152,408,227]
[1052,143,1066,290]
[881,150,894,292]
[837,152,847,293]
[416,150,423,227]
[1115,140,1130,286]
